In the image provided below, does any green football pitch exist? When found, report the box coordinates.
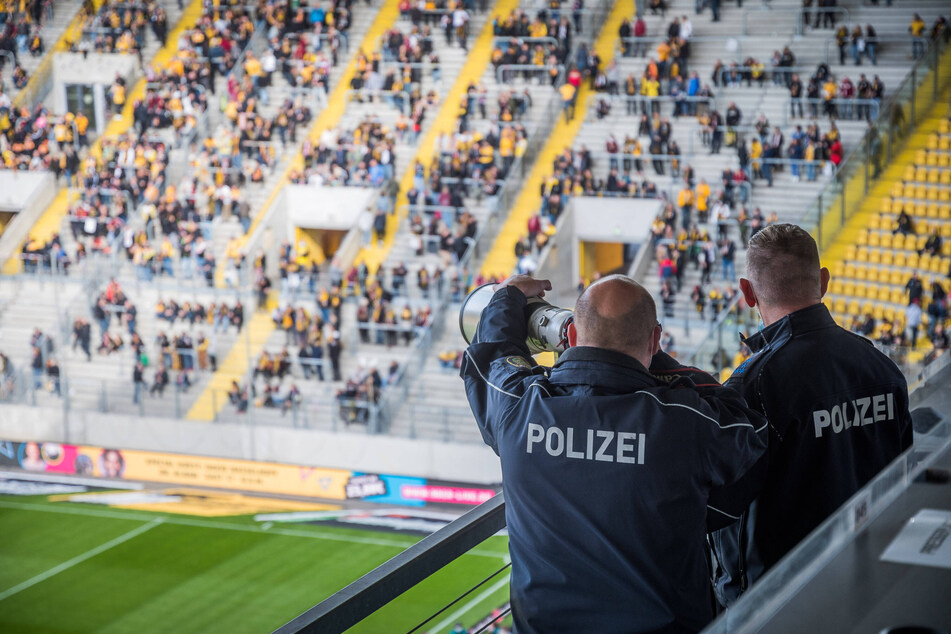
[0,494,510,633]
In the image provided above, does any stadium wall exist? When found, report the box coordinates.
[0,405,502,485]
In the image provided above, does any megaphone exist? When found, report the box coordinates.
[459,284,574,355]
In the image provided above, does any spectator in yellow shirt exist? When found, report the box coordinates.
[910,14,926,58]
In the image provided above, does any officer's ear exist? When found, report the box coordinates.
[819,266,830,298]
[567,321,577,348]
[649,323,662,357]
[739,277,757,308]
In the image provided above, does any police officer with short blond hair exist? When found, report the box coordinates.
[462,274,766,633]
[708,224,913,606]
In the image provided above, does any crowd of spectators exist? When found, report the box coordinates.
[491,8,574,84]
[0,105,89,172]
[295,115,396,186]
[76,0,168,59]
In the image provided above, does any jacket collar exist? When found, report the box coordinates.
[551,346,658,391]
[742,303,836,353]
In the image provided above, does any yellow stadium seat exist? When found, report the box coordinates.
[907,253,919,269]
[905,234,918,251]
[871,232,883,247]
[928,169,939,184]
[846,245,857,260]
[844,262,856,279]
[844,282,855,296]
[917,150,928,164]
[878,286,891,302]
[944,243,951,256]
[856,246,868,261]
[868,249,880,264]
[854,264,867,280]
[942,224,951,238]
[866,267,879,283]
[891,252,903,267]
[941,204,951,219]
[893,182,906,198]
[931,257,945,273]
[834,298,847,314]
[848,300,861,315]
[928,134,938,149]
[884,307,896,322]
[941,137,951,150]
[890,270,904,286]
[906,166,918,181]
[941,120,950,134]
[917,185,929,199]
[830,279,844,295]
[940,153,950,167]
[941,171,951,185]
[833,261,845,277]
[869,215,881,230]
[928,203,940,218]
[858,229,869,245]
[822,297,833,311]
[917,167,928,182]
[914,202,927,217]
[874,305,885,320]
[854,284,867,299]
[893,199,905,213]
[890,289,905,304]
[879,233,891,248]
[880,198,892,213]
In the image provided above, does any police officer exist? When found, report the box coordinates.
[462,274,766,633]
[707,224,913,606]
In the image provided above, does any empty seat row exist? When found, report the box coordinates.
[844,243,951,266]
[879,198,951,219]
[833,260,951,284]
[916,149,951,168]
[891,182,951,201]
[903,165,951,185]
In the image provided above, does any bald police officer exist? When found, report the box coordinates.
[707,224,913,606]
[462,274,767,633]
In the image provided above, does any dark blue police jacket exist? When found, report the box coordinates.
[707,303,913,606]
[461,286,767,633]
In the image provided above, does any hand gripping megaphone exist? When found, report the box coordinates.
[459,284,575,355]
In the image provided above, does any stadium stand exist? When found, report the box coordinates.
[0,0,949,443]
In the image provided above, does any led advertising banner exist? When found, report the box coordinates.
[0,440,499,506]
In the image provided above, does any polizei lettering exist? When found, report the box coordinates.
[526,423,646,464]
[812,393,895,438]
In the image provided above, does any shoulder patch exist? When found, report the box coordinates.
[732,357,752,377]
[506,356,532,369]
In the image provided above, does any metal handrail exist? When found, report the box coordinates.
[742,5,851,37]
[275,493,506,634]
[822,34,925,65]
[617,34,743,61]
[495,63,563,84]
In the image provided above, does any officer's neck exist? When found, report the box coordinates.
[759,300,819,327]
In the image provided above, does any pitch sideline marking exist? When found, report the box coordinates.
[428,574,511,633]
[0,518,164,602]
[0,500,508,559]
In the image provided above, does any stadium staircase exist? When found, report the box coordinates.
[203,2,388,277]
[185,0,404,422]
